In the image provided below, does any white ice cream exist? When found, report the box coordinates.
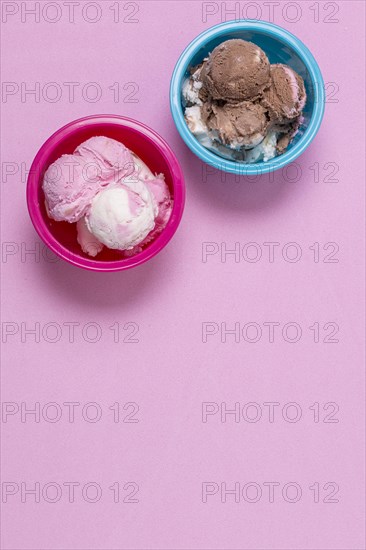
[185,106,216,149]
[245,130,277,163]
[182,68,204,106]
[77,217,104,257]
[85,182,156,251]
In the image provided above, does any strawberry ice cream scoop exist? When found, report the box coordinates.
[141,177,172,243]
[129,154,173,246]
[85,182,156,251]
[42,154,101,223]
[75,136,135,183]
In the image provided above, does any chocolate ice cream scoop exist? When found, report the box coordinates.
[203,100,269,149]
[201,39,270,102]
[261,64,306,123]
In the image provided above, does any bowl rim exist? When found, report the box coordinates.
[170,20,325,175]
[26,115,185,272]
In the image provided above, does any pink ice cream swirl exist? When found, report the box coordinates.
[282,66,307,119]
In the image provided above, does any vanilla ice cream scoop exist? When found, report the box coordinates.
[43,154,102,223]
[85,182,156,251]
[76,217,104,257]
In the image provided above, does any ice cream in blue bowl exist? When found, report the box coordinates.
[170,21,325,175]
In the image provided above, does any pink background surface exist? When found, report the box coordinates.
[1,1,365,549]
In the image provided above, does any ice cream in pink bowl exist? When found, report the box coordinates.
[27,115,185,272]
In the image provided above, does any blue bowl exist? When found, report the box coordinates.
[170,21,325,175]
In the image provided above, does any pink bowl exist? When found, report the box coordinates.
[27,115,185,272]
